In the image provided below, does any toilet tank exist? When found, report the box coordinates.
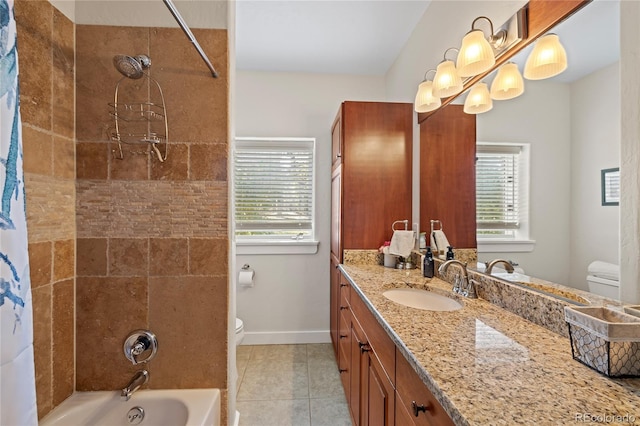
[587,261,619,299]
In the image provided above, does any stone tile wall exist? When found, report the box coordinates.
[14,0,76,418]
[75,24,229,418]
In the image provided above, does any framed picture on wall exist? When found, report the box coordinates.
[601,167,620,206]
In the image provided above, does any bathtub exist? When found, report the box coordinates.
[39,389,220,426]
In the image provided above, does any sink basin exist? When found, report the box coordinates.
[383,288,463,311]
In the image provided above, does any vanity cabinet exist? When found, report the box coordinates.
[337,273,395,426]
[336,269,454,426]
[330,101,412,355]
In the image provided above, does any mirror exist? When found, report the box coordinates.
[426,1,625,297]
[474,0,621,292]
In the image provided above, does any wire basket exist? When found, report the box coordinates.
[568,322,640,377]
[565,306,640,378]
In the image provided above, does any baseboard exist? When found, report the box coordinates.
[241,330,331,345]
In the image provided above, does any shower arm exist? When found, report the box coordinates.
[162,0,219,78]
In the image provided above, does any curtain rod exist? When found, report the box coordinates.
[162,0,219,78]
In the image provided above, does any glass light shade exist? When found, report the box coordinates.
[457,30,496,77]
[432,60,463,98]
[524,34,567,80]
[490,63,524,100]
[414,80,441,113]
[464,83,493,114]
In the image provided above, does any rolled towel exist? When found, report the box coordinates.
[430,229,450,255]
[389,230,415,258]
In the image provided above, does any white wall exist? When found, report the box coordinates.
[569,62,620,290]
[234,71,385,344]
[476,81,572,284]
[620,0,640,304]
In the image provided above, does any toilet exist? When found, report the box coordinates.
[587,261,620,299]
[235,317,245,346]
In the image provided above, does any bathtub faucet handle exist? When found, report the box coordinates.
[124,330,158,365]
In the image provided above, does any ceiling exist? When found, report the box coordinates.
[235,0,619,82]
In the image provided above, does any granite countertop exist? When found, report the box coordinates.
[339,263,640,426]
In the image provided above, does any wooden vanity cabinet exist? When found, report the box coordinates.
[330,101,412,356]
[336,269,454,426]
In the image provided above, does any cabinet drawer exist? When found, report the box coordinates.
[396,348,453,426]
[339,273,350,305]
[349,286,395,385]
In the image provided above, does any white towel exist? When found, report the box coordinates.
[430,230,450,255]
[389,230,415,258]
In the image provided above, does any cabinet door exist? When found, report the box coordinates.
[338,308,351,405]
[420,104,477,249]
[331,166,342,261]
[331,108,343,169]
[396,348,454,426]
[365,351,395,426]
[350,317,367,426]
[330,255,340,355]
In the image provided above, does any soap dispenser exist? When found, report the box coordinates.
[446,246,455,260]
[423,247,434,278]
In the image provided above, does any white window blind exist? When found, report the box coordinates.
[234,138,315,239]
[476,144,522,237]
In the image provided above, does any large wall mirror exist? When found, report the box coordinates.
[474,0,620,290]
[422,0,634,301]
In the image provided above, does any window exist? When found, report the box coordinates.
[234,137,317,254]
[476,143,533,251]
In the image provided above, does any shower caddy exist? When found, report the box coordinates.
[109,55,169,162]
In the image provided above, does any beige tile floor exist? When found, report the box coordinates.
[236,344,352,426]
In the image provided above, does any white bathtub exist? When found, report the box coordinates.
[39,389,220,426]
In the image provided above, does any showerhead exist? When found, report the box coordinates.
[113,54,151,79]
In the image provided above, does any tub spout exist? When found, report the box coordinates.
[121,370,149,401]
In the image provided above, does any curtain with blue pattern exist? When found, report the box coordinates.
[0,0,38,423]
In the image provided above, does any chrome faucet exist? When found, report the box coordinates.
[438,259,477,298]
[485,259,515,275]
[121,370,149,401]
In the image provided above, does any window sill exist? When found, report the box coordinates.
[477,239,536,253]
[236,240,320,255]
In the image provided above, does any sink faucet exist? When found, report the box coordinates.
[485,259,515,275]
[438,260,476,298]
[121,370,149,401]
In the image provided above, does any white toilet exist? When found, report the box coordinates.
[235,317,245,346]
[587,261,620,299]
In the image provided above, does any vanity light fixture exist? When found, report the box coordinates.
[414,69,441,113]
[457,16,508,78]
[432,48,463,98]
[524,33,567,80]
[490,62,524,100]
[463,82,493,114]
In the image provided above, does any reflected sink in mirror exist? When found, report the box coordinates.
[491,273,590,305]
[383,288,463,311]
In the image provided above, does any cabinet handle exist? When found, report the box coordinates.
[340,283,348,287]
[359,342,371,353]
[340,334,348,339]
[339,368,347,373]
[411,401,430,417]
[340,306,348,310]
[336,153,342,159]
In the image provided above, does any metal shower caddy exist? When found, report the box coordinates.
[109,55,169,162]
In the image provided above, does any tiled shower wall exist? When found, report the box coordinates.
[15,0,76,419]
[74,23,229,415]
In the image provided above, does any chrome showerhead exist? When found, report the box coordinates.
[113,54,151,79]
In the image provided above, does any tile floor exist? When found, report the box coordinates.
[236,344,352,426]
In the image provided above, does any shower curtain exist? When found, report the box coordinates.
[0,0,38,424]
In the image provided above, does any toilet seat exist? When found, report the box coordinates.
[235,318,244,333]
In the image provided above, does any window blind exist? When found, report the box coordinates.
[234,138,315,238]
[476,145,521,235]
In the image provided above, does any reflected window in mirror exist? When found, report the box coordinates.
[476,142,533,252]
